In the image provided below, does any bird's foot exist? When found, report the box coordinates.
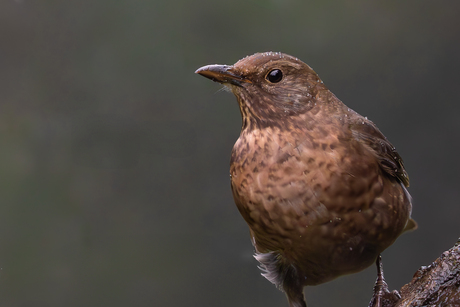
[368,255,400,307]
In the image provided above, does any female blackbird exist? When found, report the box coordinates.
[196,52,416,307]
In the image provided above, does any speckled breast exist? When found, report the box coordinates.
[229,124,411,283]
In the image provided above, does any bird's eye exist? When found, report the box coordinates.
[266,69,283,83]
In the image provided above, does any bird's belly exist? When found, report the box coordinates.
[230,150,410,284]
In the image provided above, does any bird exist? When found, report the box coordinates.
[195,52,416,307]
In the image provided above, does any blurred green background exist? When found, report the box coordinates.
[1,1,459,306]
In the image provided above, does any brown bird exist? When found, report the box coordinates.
[196,52,416,307]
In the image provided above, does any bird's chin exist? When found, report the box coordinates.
[226,83,247,97]
[219,84,232,93]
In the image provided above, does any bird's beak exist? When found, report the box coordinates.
[195,64,251,86]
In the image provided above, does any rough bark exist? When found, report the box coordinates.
[381,238,460,307]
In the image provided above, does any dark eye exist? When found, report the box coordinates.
[266,69,283,83]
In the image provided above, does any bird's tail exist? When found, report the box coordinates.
[254,251,307,307]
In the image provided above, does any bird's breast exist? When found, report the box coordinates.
[229,123,403,253]
[230,125,349,241]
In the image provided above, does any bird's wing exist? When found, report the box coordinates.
[350,119,410,187]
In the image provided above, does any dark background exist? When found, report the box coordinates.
[1,1,459,306]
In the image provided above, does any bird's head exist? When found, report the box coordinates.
[196,52,329,129]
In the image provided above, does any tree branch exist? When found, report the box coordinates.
[385,238,460,307]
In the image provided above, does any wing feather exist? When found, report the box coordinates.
[351,119,409,187]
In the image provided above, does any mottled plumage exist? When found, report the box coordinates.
[196,52,415,307]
